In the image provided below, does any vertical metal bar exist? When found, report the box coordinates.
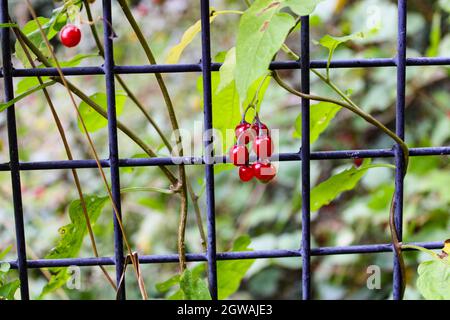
[0,0,29,300]
[393,0,407,300]
[300,16,311,300]
[199,0,218,300]
[102,0,125,299]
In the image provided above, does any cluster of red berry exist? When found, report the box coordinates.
[59,24,82,48]
[229,113,276,183]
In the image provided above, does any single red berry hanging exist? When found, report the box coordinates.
[235,121,252,144]
[252,122,269,137]
[60,24,82,48]
[239,165,254,182]
[353,158,363,167]
[252,162,276,182]
[253,135,274,159]
[229,145,249,166]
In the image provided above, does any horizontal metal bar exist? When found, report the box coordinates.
[0,146,447,171]
[2,57,450,78]
[3,241,443,269]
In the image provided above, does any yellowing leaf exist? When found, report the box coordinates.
[166,14,218,64]
[443,239,450,255]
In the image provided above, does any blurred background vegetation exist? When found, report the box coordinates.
[0,0,449,299]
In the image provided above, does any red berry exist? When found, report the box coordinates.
[253,135,274,159]
[229,145,249,166]
[239,165,254,182]
[252,122,269,136]
[353,158,363,167]
[235,122,253,144]
[252,162,276,182]
[60,24,82,48]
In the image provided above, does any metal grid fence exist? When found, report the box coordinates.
[1,0,449,300]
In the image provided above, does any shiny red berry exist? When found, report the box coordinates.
[235,122,252,144]
[229,145,249,166]
[252,122,269,136]
[239,165,254,182]
[353,158,363,167]
[253,135,274,159]
[60,24,82,48]
[252,162,276,182]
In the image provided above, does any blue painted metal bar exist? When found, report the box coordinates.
[393,0,407,300]
[0,146,447,171]
[199,0,218,300]
[300,16,311,300]
[3,56,450,78]
[0,0,29,300]
[102,0,125,299]
[3,241,443,269]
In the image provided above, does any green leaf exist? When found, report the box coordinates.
[156,275,181,293]
[217,47,236,93]
[16,77,51,95]
[77,92,127,133]
[0,263,10,273]
[0,245,12,260]
[157,235,254,300]
[39,194,108,298]
[282,0,324,16]
[217,235,255,299]
[310,160,395,211]
[166,13,219,64]
[317,32,364,76]
[51,53,99,68]
[294,102,341,143]
[157,264,206,299]
[179,269,211,300]
[14,17,54,68]
[0,23,18,28]
[168,289,185,300]
[236,0,295,101]
[417,259,450,300]
[14,2,80,67]
[0,279,20,300]
[426,13,441,57]
[0,80,57,112]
